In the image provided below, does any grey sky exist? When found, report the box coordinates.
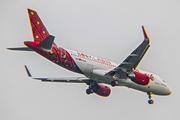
[1,0,180,120]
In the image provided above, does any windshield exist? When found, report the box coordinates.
[162,80,166,83]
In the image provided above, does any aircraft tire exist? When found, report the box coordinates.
[90,88,94,93]
[111,81,115,87]
[86,89,91,95]
[111,81,116,87]
[115,80,119,85]
[148,99,154,104]
[111,80,119,87]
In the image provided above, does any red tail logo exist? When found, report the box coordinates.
[27,9,49,43]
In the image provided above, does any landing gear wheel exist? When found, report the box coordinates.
[86,89,91,95]
[147,92,154,105]
[111,81,115,87]
[90,88,94,93]
[111,80,119,87]
[86,88,94,95]
[148,99,154,104]
[115,80,119,85]
[86,81,98,95]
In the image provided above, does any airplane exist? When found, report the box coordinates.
[7,9,171,104]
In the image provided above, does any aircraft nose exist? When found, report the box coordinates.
[166,87,171,95]
[168,88,171,95]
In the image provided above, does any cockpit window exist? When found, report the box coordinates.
[162,80,166,83]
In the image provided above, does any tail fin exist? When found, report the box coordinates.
[27,8,50,43]
[7,9,54,51]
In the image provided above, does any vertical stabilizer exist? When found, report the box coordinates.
[27,8,50,43]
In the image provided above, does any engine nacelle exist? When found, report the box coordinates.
[95,83,111,97]
[129,71,150,85]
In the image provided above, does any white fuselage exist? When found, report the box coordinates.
[67,49,171,96]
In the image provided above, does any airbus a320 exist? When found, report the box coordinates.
[8,9,171,104]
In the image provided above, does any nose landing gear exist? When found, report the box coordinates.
[147,92,154,105]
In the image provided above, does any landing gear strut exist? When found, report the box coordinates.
[147,92,154,105]
[111,75,119,87]
[86,81,98,95]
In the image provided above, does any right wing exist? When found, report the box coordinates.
[38,77,90,83]
[24,65,91,84]
[106,26,150,78]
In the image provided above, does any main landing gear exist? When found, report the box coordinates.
[86,81,98,95]
[111,80,119,87]
[111,74,119,87]
[147,92,154,105]
[86,88,93,94]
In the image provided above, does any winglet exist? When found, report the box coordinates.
[142,26,149,39]
[24,65,32,77]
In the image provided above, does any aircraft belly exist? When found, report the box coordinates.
[91,75,113,84]
[90,69,114,84]
[119,78,152,93]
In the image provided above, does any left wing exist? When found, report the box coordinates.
[106,26,150,78]
[24,65,90,84]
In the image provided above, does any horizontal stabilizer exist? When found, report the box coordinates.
[7,47,33,51]
[38,35,55,50]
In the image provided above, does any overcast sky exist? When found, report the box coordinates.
[1,0,180,120]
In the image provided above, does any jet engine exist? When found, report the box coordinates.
[86,82,111,97]
[128,71,150,85]
[95,83,111,97]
